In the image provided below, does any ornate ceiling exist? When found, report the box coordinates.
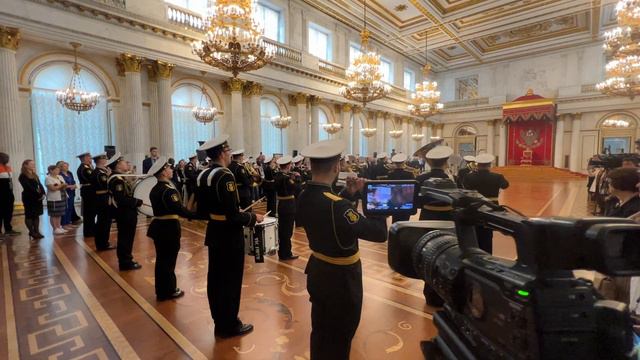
[304,0,617,71]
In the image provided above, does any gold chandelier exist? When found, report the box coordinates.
[56,43,100,114]
[193,71,219,124]
[339,0,389,107]
[322,122,343,135]
[191,0,273,78]
[597,0,640,98]
[360,112,377,137]
[389,129,403,139]
[408,32,443,117]
[270,115,291,129]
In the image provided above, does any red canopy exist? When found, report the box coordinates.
[502,89,556,123]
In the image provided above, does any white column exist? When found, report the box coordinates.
[376,112,384,154]
[486,120,495,156]
[0,27,23,199]
[155,61,175,158]
[498,120,507,166]
[401,117,409,154]
[228,78,245,149]
[294,93,308,153]
[352,106,361,156]
[310,96,320,143]
[120,53,146,173]
[554,114,566,168]
[247,82,263,156]
[340,104,351,149]
[436,124,443,138]
[422,122,429,146]
[146,65,159,150]
[569,113,582,172]
[113,60,127,154]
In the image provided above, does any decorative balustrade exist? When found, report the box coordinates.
[318,59,346,78]
[581,84,598,93]
[166,4,205,31]
[263,38,303,64]
[389,84,407,98]
[444,97,489,109]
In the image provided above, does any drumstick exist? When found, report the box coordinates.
[240,196,266,212]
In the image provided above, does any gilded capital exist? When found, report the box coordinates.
[154,60,175,79]
[295,92,308,105]
[308,95,321,106]
[243,81,263,96]
[352,105,362,114]
[228,78,244,92]
[341,103,353,113]
[119,53,143,73]
[383,112,391,120]
[115,57,125,77]
[146,64,157,82]
[0,26,20,51]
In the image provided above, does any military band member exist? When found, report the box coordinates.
[261,155,277,214]
[184,155,198,208]
[147,157,197,301]
[229,149,252,209]
[107,153,143,271]
[77,152,96,237]
[372,152,389,180]
[296,139,387,360]
[463,153,509,254]
[196,135,263,338]
[91,153,115,251]
[456,155,476,188]
[275,155,300,261]
[293,155,311,189]
[388,153,415,223]
[416,145,456,221]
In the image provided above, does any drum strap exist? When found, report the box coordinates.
[209,214,227,221]
[277,195,295,200]
[423,205,453,211]
[197,167,225,188]
[312,251,360,266]
[153,215,179,220]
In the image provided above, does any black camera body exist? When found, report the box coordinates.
[386,185,640,360]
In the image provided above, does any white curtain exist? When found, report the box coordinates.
[172,106,216,162]
[318,109,329,141]
[31,89,110,177]
[260,98,287,156]
[360,135,369,156]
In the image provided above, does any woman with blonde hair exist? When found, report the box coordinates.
[18,160,45,239]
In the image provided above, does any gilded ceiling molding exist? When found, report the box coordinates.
[119,53,143,73]
[115,57,125,77]
[154,60,175,79]
[0,26,20,51]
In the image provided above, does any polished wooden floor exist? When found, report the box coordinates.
[0,167,588,359]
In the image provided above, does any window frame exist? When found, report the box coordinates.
[380,57,393,84]
[255,1,285,43]
[403,69,416,91]
[307,22,333,61]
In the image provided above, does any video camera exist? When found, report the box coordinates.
[367,180,640,359]
[588,153,640,169]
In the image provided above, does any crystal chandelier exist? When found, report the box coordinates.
[191,0,273,78]
[597,0,640,98]
[56,43,100,114]
[193,71,219,124]
[389,129,403,139]
[360,112,377,137]
[270,115,291,129]
[411,133,425,141]
[408,32,443,118]
[322,123,343,135]
[339,0,389,108]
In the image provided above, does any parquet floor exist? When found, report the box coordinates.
[0,167,588,359]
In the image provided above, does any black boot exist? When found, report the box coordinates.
[32,218,44,239]
[24,218,35,238]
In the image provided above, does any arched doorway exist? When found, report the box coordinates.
[454,124,477,157]
[598,113,638,154]
[30,62,110,176]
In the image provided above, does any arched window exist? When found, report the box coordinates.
[456,125,477,136]
[318,109,329,141]
[260,98,287,155]
[172,84,218,161]
[454,124,478,157]
[599,114,638,154]
[31,62,110,176]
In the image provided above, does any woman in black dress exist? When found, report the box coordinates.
[18,159,45,239]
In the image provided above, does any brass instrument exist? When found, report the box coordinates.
[244,161,262,186]
[467,160,478,172]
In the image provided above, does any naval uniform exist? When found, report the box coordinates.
[463,169,509,253]
[184,162,198,204]
[147,180,196,298]
[387,168,415,223]
[372,161,389,180]
[77,163,96,237]
[416,168,455,221]
[109,172,143,268]
[296,182,387,360]
[92,167,112,250]
[196,164,257,333]
[262,163,276,214]
[229,161,252,209]
[274,171,300,259]
[456,167,472,188]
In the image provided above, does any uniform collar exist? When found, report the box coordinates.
[306,181,332,190]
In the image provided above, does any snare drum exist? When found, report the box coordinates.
[132,176,157,216]
[244,216,279,263]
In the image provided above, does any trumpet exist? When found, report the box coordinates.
[467,161,478,172]
[244,161,262,186]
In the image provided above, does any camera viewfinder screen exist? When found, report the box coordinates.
[366,183,415,211]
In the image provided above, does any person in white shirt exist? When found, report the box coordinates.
[45,164,68,235]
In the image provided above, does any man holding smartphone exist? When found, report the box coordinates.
[296,139,387,360]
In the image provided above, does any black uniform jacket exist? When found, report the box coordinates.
[108,173,142,211]
[147,180,195,239]
[77,163,94,192]
[91,167,110,204]
[387,168,415,180]
[275,171,300,215]
[463,169,509,200]
[196,164,257,246]
[296,181,387,259]
[228,161,252,198]
[416,168,453,208]
[262,164,276,190]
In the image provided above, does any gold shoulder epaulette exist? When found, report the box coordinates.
[323,192,343,201]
